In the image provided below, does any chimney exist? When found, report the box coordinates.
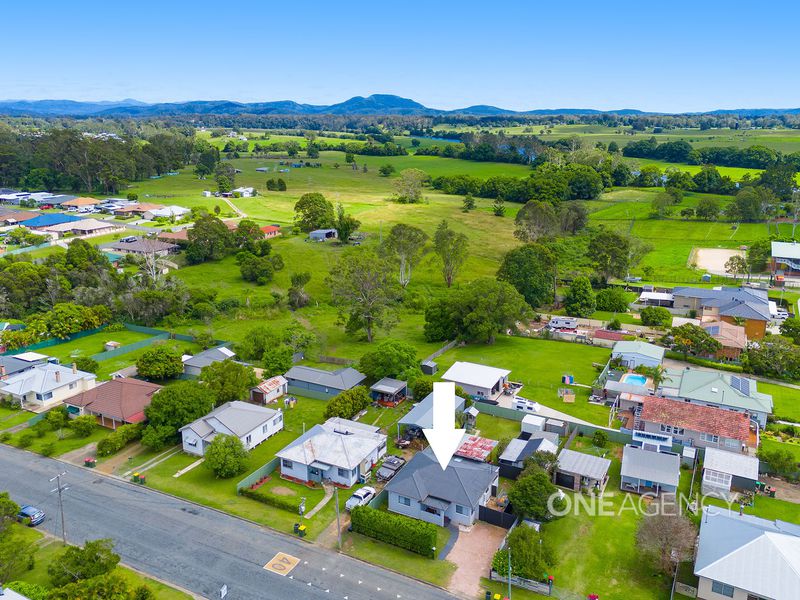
[72,362,77,374]
[0,364,5,378]
[55,370,61,383]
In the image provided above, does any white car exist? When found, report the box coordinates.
[345,486,376,511]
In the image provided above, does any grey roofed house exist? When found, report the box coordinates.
[500,434,559,464]
[555,449,611,489]
[386,448,498,511]
[180,401,279,440]
[284,365,366,399]
[108,239,179,255]
[370,377,406,396]
[183,346,237,371]
[398,391,466,430]
[620,445,680,493]
[276,417,385,471]
[694,507,800,600]
[40,194,77,205]
[672,286,771,321]
[0,355,39,378]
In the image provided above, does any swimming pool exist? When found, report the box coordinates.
[621,373,648,386]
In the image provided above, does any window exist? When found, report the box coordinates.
[747,595,768,600]
[455,504,467,515]
[724,438,738,449]
[68,382,76,390]
[245,434,252,445]
[700,432,720,444]
[711,581,734,597]
[262,424,269,434]
[337,467,348,478]
[281,459,293,469]
[398,496,411,507]
[186,439,197,447]
[35,391,53,401]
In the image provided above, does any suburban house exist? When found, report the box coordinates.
[554,449,611,493]
[701,321,747,362]
[441,361,517,402]
[0,355,41,379]
[260,225,281,238]
[671,286,771,339]
[659,368,773,428]
[369,377,407,405]
[620,444,680,495]
[42,218,119,238]
[284,365,366,399]
[398,391,466,435]
[232,187,255,197]
[37,194,77,208]
[0,210,39,225]
[386,448,499,527]
[142,205,190,220]
[0,363,96,410]
[636,290,674,307]
[638,395,755,451]
[20,213,82,230]
[276,417,386,487]
[108,239,179,257]
[694,507,800,600]
[610,340,665,369]
[182,346,239,377]
[249,375,288,404]
[64,378,162,430]
[498,434,559,479]
[61,196,100,210]
[770,240,800,276]
[308,228,337,241]
[180,401,283,457]
[701,447,760,500]
[113,203,163,217]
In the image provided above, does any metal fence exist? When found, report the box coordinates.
[0,326,107,356]
[236,457,280,492]
[90,332,170,361]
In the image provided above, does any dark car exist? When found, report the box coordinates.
[18,505,45,527]
[376,455,406,481]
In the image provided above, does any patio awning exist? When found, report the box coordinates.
[422,496,451,511]
[370,377,407,395]
[309,461,331,471]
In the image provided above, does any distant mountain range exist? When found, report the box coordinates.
[1,94,799,117]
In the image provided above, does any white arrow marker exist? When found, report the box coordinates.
[423,382,465,470]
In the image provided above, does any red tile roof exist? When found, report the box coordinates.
[67,378,162,424]
[593,330,625,341]
[261,225,281,234]
[640,395,750,442]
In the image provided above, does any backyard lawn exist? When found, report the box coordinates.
[7,525,191,599]
[0,405,32,431]
[436,336,611,425]
[5,419,111,457]
[757,381,800,422]
[43,329,154,364]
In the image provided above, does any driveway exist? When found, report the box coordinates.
[445,522,508,599]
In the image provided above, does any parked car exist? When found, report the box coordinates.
[376,455,406,481]
[18,505,45,526]
[119,235,138,243]
[345,486,376,511]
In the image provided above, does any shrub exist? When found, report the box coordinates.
[0,432,11,443]
[136,345,184,380]
[592,430,608,447]
[640,306,672,327]
[595,287,630,313]
[74,356,99,374]
[18,432,35,448]
[70,415,97,438]
[40,442,57,456]
[96,424,143,457]
[410,376,433,400]
[105,323,126,333]
[323,386,370,420]
[240,487,301,512]
[350,505,438,557]
[204,434,249,478]
[31,422,49,438]
[607,318,622,331]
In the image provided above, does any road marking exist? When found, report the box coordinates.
[263,552,300,576]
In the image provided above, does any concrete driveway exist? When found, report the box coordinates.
[445,522,508,598]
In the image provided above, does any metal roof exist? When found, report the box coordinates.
[179,401,279,439]
[276,417,384,470]
[771,240,800,260]
[620,445,680,487]
[441,361,510,389]
[183,347,237,369]
[611,340,665,361]
[284,365,366,390]
[557,448,611,480]
[499,436,559,464]
[398,392,466,429]
[369,377,407,395]
[672,369,773,414]
[695,507,800,599]
[703,447,759,481]
[0,363,95,397]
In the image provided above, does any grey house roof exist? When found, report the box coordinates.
[284,366,366,390]
[386,448,498,508]
[0,355,37,377]
[370,377,407,395]
[500,435,559,464]
[276,417,385,470]
[184,346,237,370]
[703,447,759,480]
[0,363,95,396]
[557,449,611,481]
[695,507,800,599]
[611,340,665,361]
[398,391,466,429]
[179,400,279,441]
[620,445,680,488]
[672,286,771,321]
[666,368,773,414]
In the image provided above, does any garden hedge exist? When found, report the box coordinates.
[350,505,438,558]
[664,351,744,373]
[96,423,143,457]
[240,487,301,513]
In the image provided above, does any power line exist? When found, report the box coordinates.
[49,471,68,544]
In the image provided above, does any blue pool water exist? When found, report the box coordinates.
[622,373,648,386]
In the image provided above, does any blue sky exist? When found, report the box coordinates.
[3,1,799,112]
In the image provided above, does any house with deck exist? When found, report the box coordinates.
[386,448,499,527]
[770,240,800,276]
[620,444,680,495]
[694,507,800,600]
[441,361,519,402]
[276,417,386,487]
[180,401,283,457]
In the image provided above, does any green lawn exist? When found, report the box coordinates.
[436,336,611,424]
[540,442,675,600]
[757,381,800,422]
[0,405,33,431]
[6,524,190,599]
[341,526,455,588]
[759,436,800,462]
[44,329,154,364]
[6,419,111,457]
[705,493,800,522]
[475,413,523,441]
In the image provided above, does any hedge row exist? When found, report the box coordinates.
[664,351,744,373]
[96,423,143,457]
[350,505,437,558]
[240,487,301,513]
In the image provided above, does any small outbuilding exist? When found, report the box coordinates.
[554,448,611,493]
[250,375,288,404]
[441,361,514,402]
[498,434,559,479]
[611,340,665,369]
[701,447,760,500]
[369,377,407,406]
[620,444,681,495]
[309,228,338,241]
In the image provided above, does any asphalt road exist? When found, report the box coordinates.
[0,445,459,600]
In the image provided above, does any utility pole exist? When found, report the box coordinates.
[507,544,512,599]
[334,487,342,550]
[50,472,68,544]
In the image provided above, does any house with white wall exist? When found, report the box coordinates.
[0,363,96,410]
[180,401,283,457]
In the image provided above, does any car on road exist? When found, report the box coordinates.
[18,505,45,526]
[345,486,376,511]
[376,455,406,482]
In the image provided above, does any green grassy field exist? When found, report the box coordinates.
[43,330,153,363]
[758,381,800,422]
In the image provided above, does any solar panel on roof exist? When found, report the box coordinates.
[729,376,751,396]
